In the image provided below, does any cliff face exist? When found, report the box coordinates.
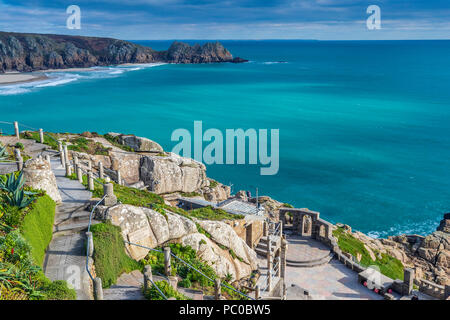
[0,32,245,73]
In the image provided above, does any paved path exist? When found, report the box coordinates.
[43,159,93,300]
[103,271,145,300]
[283,236,383,300]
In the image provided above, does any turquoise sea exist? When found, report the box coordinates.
[1,40,450,237]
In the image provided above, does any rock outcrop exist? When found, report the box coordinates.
[23,157,62,203]
[346,214,450,286]
[0,32,246,73]
[117,135,163,153]
[103,203,257,280]
[202,182,231,202]
[197,220,258,269]
[140,153,208,194]
[162,41,234,64]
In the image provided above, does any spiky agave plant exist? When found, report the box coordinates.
[0,172,37,208]
[0,171,25,193]
[0,145,8,161]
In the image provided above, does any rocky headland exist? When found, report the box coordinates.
[0,32,247,73]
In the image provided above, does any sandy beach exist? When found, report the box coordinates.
[0,73,48,85]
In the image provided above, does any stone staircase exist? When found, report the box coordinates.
[255,235,281,257]
[43,158,100,300]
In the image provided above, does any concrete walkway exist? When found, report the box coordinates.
[283,236,384,300]
[43,159,93,300]
[103,271,145,300]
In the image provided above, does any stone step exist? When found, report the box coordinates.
[54,217,100,235]
[255,248,276,258]
[55,210,92,224]
[256,242,277,251]
[259,236,280,246]
[286,253,334,268]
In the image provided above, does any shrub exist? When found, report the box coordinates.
[41,280,76,300]
[14,142,24,150]
[144,280,189,300]
[178,278,192,288]
[90,222,142,288]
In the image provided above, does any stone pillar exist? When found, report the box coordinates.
[45,154,51,165]
[39,128,44,144]
[255,285,260,300]
[403,268,414,296]
[164,247,171,276]
[280,238,287,280]
[214,278,221,300]
[87,160,92,171]
[102,183,117,207]
[267,269,272,293]
[143,265,153,292]
[14,149,23,171]
[14,121,19,139]
[65,163,72,177]
[94,278,103,300]
[63,145,69,168]
[88,171,94,191]
[98,161,104,179]
[117,170,122,185]
[86,232,94,257]
[77,166,83,184]
[58,142,65,167]
[263,221,268,237]
[279,221,283,236]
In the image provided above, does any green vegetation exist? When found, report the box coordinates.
[21,131,59,150]
[179,191,202,198]
[14,142,24,150]
[333,227,404,280]
[90,222,143,288]
[189,206,244,221]
[142,243,247,300]
[67,137,111,156]
[208,179,218,188]
[0,172,75,300]
[20,195,56,266]
[0,172,37,209]
[0,144,8,161]
[103,134,134,152]
[283,203,294,208]
[144,280,190,300]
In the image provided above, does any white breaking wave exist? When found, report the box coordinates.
[262,61,289,65]
[0,63,166,96]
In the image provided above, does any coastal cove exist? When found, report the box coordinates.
[1,40,450,237]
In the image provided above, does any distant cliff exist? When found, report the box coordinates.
[0,32,247,73]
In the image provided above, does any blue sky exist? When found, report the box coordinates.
[0,0,448,40]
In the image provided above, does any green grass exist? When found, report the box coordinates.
[20,195,56,266]
[189,206,244,221]
[71,172,242,222]
[67,137,111,156]
[333,227,404,280]
[90,222,143,288]
[21,131,59,150]
[39,278,77,300]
